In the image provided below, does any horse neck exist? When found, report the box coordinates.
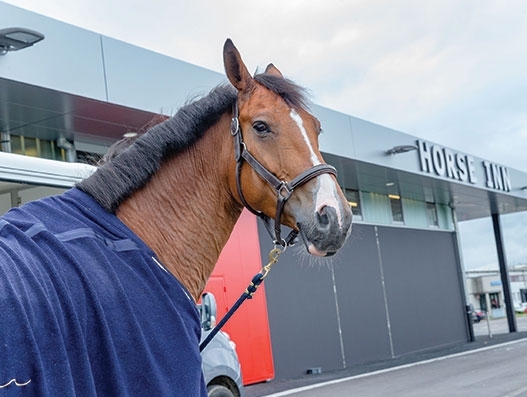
[116,113,242,301]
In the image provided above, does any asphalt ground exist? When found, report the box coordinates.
[245,330,527,397]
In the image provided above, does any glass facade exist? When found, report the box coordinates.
[326,155,454,231]
[2,134,101,164]
[5,134,66,161]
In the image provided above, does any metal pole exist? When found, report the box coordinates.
[491,213,517,333]
[485,310,492,338]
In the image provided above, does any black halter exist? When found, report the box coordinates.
[230,102,337,247]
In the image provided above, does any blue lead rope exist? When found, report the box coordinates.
[199,247,282,352]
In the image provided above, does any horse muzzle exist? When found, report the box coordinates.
[297,203,353,257]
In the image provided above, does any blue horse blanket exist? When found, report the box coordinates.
[0,188,206,396]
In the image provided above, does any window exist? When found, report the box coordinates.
[23,137,38,157]
[39,139,55,160]
[9,135,22,153]
[344,188,362,220]
[4,134,66,161]
[389,194,404,223]
[426,202,439,227]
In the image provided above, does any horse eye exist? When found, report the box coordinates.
[252,121,270,134]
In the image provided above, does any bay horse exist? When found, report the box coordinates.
[0,39,352,395]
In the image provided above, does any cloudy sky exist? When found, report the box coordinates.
[4,0,527,269]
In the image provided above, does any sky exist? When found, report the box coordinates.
[3,0,527,269]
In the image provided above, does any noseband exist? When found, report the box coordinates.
[230,102,337,247]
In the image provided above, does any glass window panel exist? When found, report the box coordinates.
[426,202,439,227]
[389,196,404,223]
[344,188,362,218]
[23,137,38,157]
[10,135,22,154]
[39,139,54,159]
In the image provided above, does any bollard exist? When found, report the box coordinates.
[485,310,492,338]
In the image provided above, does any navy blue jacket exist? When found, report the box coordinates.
[0,188,206,396]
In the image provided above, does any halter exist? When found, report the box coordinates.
[230,102,337,247]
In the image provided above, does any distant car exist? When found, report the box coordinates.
[469,304,486,322]
[514,302,527,314]
[199,292,245,397]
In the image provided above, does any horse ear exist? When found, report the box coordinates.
[223,39,253,92]
[265,63,283,78]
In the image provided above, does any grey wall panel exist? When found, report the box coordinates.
[312,104,354,159]
[259,224,344,380]
[101,37,224,114]
[261,221,468,381]
[349,116,422,171]
[1,2,107,100]
[378,227,467,355]
[333,224,393,365]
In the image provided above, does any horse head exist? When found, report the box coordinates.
[223,39,352,257]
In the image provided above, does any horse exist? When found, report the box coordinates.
[0,39,352,395]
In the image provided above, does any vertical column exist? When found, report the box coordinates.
[491,213,517,332]
[451,206,475,342]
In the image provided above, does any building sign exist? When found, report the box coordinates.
[417,140,511,192]
[482,161,511,191]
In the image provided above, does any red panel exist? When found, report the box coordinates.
[203,210,274,385]
[205,276,228,315]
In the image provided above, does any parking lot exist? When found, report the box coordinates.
[261,338,527,397]
[473,314,527,337]
[247,315,527,397]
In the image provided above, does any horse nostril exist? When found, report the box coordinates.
[316,206,330,228]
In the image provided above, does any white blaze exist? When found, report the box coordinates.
[289,109,343,225]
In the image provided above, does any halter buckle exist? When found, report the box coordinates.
[230,117,239,136]
[277,182,293,200]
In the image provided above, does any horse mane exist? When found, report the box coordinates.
[254,73,310,110]
[77,75,309,213]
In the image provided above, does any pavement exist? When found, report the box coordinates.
[245,330,527,397]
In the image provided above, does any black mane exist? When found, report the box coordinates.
[77,75,309,213]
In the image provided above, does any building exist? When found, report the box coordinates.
[2,2,527,384]
[466,264,527,316]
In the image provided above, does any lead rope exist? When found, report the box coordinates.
[199,246,282,352]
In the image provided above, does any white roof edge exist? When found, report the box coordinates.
[0,152,96,188]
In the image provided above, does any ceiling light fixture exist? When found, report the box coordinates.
[0,27,45,55]
[385,145,418,155]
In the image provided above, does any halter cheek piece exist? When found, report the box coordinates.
[230,102,337,247]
